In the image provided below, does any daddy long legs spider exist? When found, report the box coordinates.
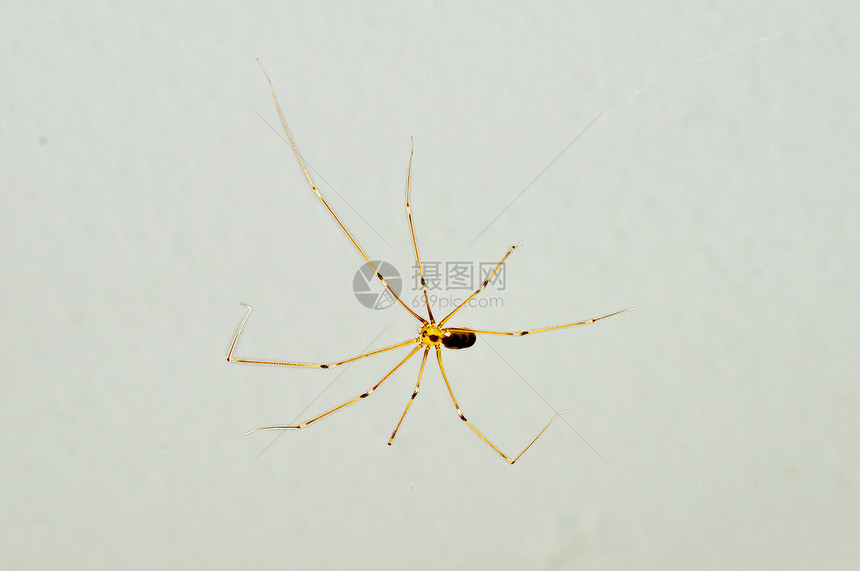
[227,60,637,464]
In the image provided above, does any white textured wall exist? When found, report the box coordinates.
[2,2,858,569]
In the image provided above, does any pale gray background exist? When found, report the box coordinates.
[2,2,858,569]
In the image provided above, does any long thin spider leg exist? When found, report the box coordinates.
[466,307,638,337]
[434,347,565,464]
[388,347,430,445]
[227,303,419,368]
[256,59,426,324]
[248,344,423,433]
[405,138,435,323]
[438,242,521,326]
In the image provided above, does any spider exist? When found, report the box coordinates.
[228,60,636,464]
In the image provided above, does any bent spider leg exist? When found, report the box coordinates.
[247,344,423,433]
[404,138,435,323]
[388,347,430,445]
[435,347,566,464]
[257,59,425,324]
[439,241,520,327]
[468,307,638,337]
[227,303,419,368]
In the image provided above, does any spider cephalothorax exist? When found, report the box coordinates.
[419,323,477,350]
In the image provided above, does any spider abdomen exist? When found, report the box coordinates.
[442,329,476,350]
